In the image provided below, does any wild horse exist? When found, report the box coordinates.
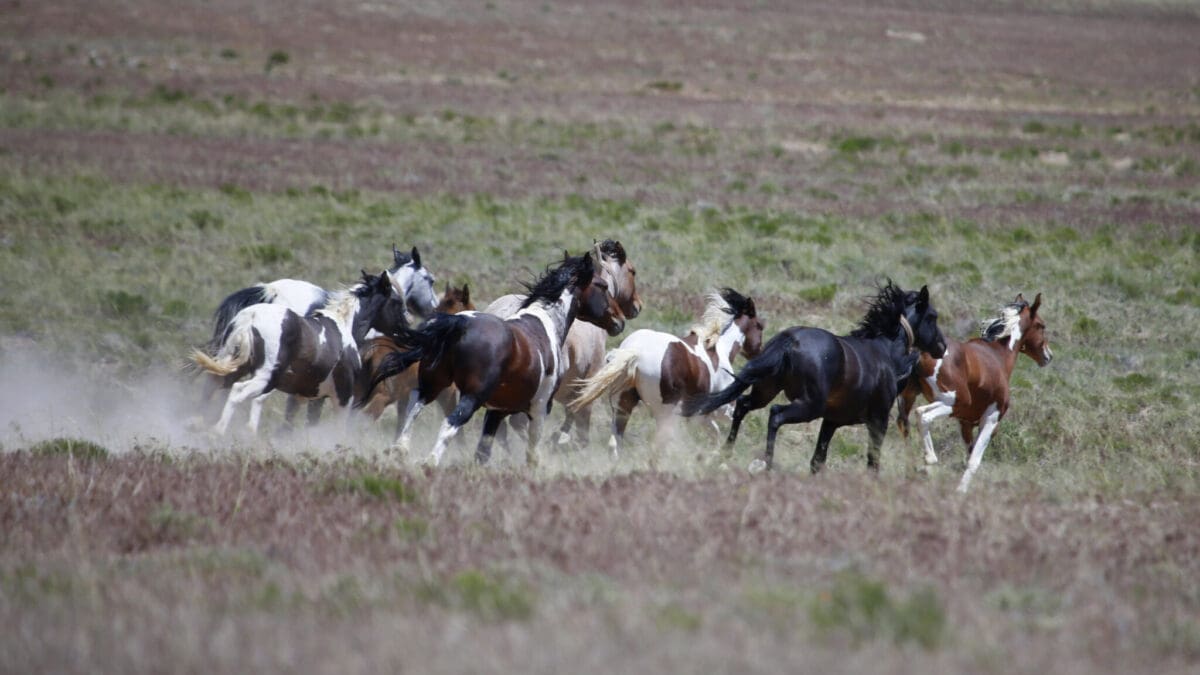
[896,293,1052,492]
[682,282,946,473]
[570,288,764,456]
[361,252,625,467]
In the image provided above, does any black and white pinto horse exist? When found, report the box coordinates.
[208,245,438,350]
[360,252,626,468]
[682,282,946,474]
[206,245,438,427]
[192,271,398,436]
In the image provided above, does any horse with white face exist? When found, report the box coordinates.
[570,288,763,456]
[896,293,1053,492]
[485,239,642,446]
[192,271,397,436]
[360,252,626,468]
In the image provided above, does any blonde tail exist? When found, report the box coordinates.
[190,316,255,376]
[569,349,639,412]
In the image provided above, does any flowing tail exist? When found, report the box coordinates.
[680,333,792,417]
[192,313,256,377]
[210,285,270,350]
[356,313,469,406]
[569,349,640,412]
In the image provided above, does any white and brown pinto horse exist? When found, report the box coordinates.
[570,289,764,456]
[192,271,397,435]
[485,239,642,445]
[361,253,625,467]
[896,293,1052,492]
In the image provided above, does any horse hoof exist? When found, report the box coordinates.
[555,432,571,446]
[747,458,768,475]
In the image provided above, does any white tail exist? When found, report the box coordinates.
[191,315,255,376]
[569,349,640,412]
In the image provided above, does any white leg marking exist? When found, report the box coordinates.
[608,433,620,460]
[215,376,270,435]
[426,420,461,467]
[393,390,425,453]
[526,410,545,468]
[246,391,273,432]
[916,400,954,465]
[958,403,1001,493]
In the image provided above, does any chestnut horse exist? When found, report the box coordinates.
[361,253,625,467]
[357,283,475,434]
[569,288,764,456]
[896,293,1052,492]
[192,271,398,435]
[485,239,642,446]
[683,282,946,474]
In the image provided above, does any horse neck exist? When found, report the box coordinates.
[979,334,1021,378]
[523,288,575,347]
[711,320,745,385]
[317,292,361,345]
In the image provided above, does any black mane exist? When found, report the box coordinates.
[598,239,627,265]
[849,280,911,339]
[719,287,755,318]
[519,253,595,309]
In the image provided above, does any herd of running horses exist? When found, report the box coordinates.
[191,239,1052,492]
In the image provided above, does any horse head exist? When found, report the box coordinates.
[437,282,475,313]
[390,244,439,320]
[718,288,765,359]
[574,251,626,336]
[595,239,642,319]
[903,284,947,358]
[1016,292,1053,367]
[353,269,400,341]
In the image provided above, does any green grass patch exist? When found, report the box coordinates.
[29,437,110,461]
[809,571,946,650]
[331,473,419,503]
[414,570,536,622]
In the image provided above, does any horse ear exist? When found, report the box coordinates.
[1030,293,1042,315]
[918,285,930,307]
[461,284,470,303]
[410,246,421,268]
[444,281,450,293]
[746,297,757,317]
[392,244,402,265]
[1015,292,1025,304]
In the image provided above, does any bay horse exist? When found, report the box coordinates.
[361,252,626,467]
[485,239,642,446]
[192,271,397,435]
[206,245,438,428]
[358,283,475,433]
[681,282,946,474]
[895,293,1052,492]
[569,288,764,456]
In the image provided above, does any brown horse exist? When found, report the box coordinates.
[357,283,475,434]
[486,239,642,446]
[361,252,625,467]
[569,289,764,455]
[896,293,1052,492]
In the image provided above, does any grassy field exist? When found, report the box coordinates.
[2,0,1199,672]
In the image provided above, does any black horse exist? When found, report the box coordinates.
[682,281,946,473]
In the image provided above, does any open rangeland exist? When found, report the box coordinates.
[1,0,1199,672]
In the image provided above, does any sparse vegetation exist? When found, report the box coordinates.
[2,0,1199,673]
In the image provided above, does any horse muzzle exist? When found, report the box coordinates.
[606,318,626,336]
[1039,344,1053,367]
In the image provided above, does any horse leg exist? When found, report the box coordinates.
[895,385,919,439]
[958,403,1000,493]
[393,390,426,454]
[429,394,482,467]
[574,404,592,447]
[215,374,272,435]
[555,409,575,447]
[609,388,639,459]
[865,413,889,472]
[727,383,780,449]
[476,409,508,464]
[915,400,954,465]
[525,409,545,469]
[762,399,820,471]
[808,419,840,475]
[247,391,274,434]
[306,399,325,427]
[282,395,301,432]
[959,421,975,456]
